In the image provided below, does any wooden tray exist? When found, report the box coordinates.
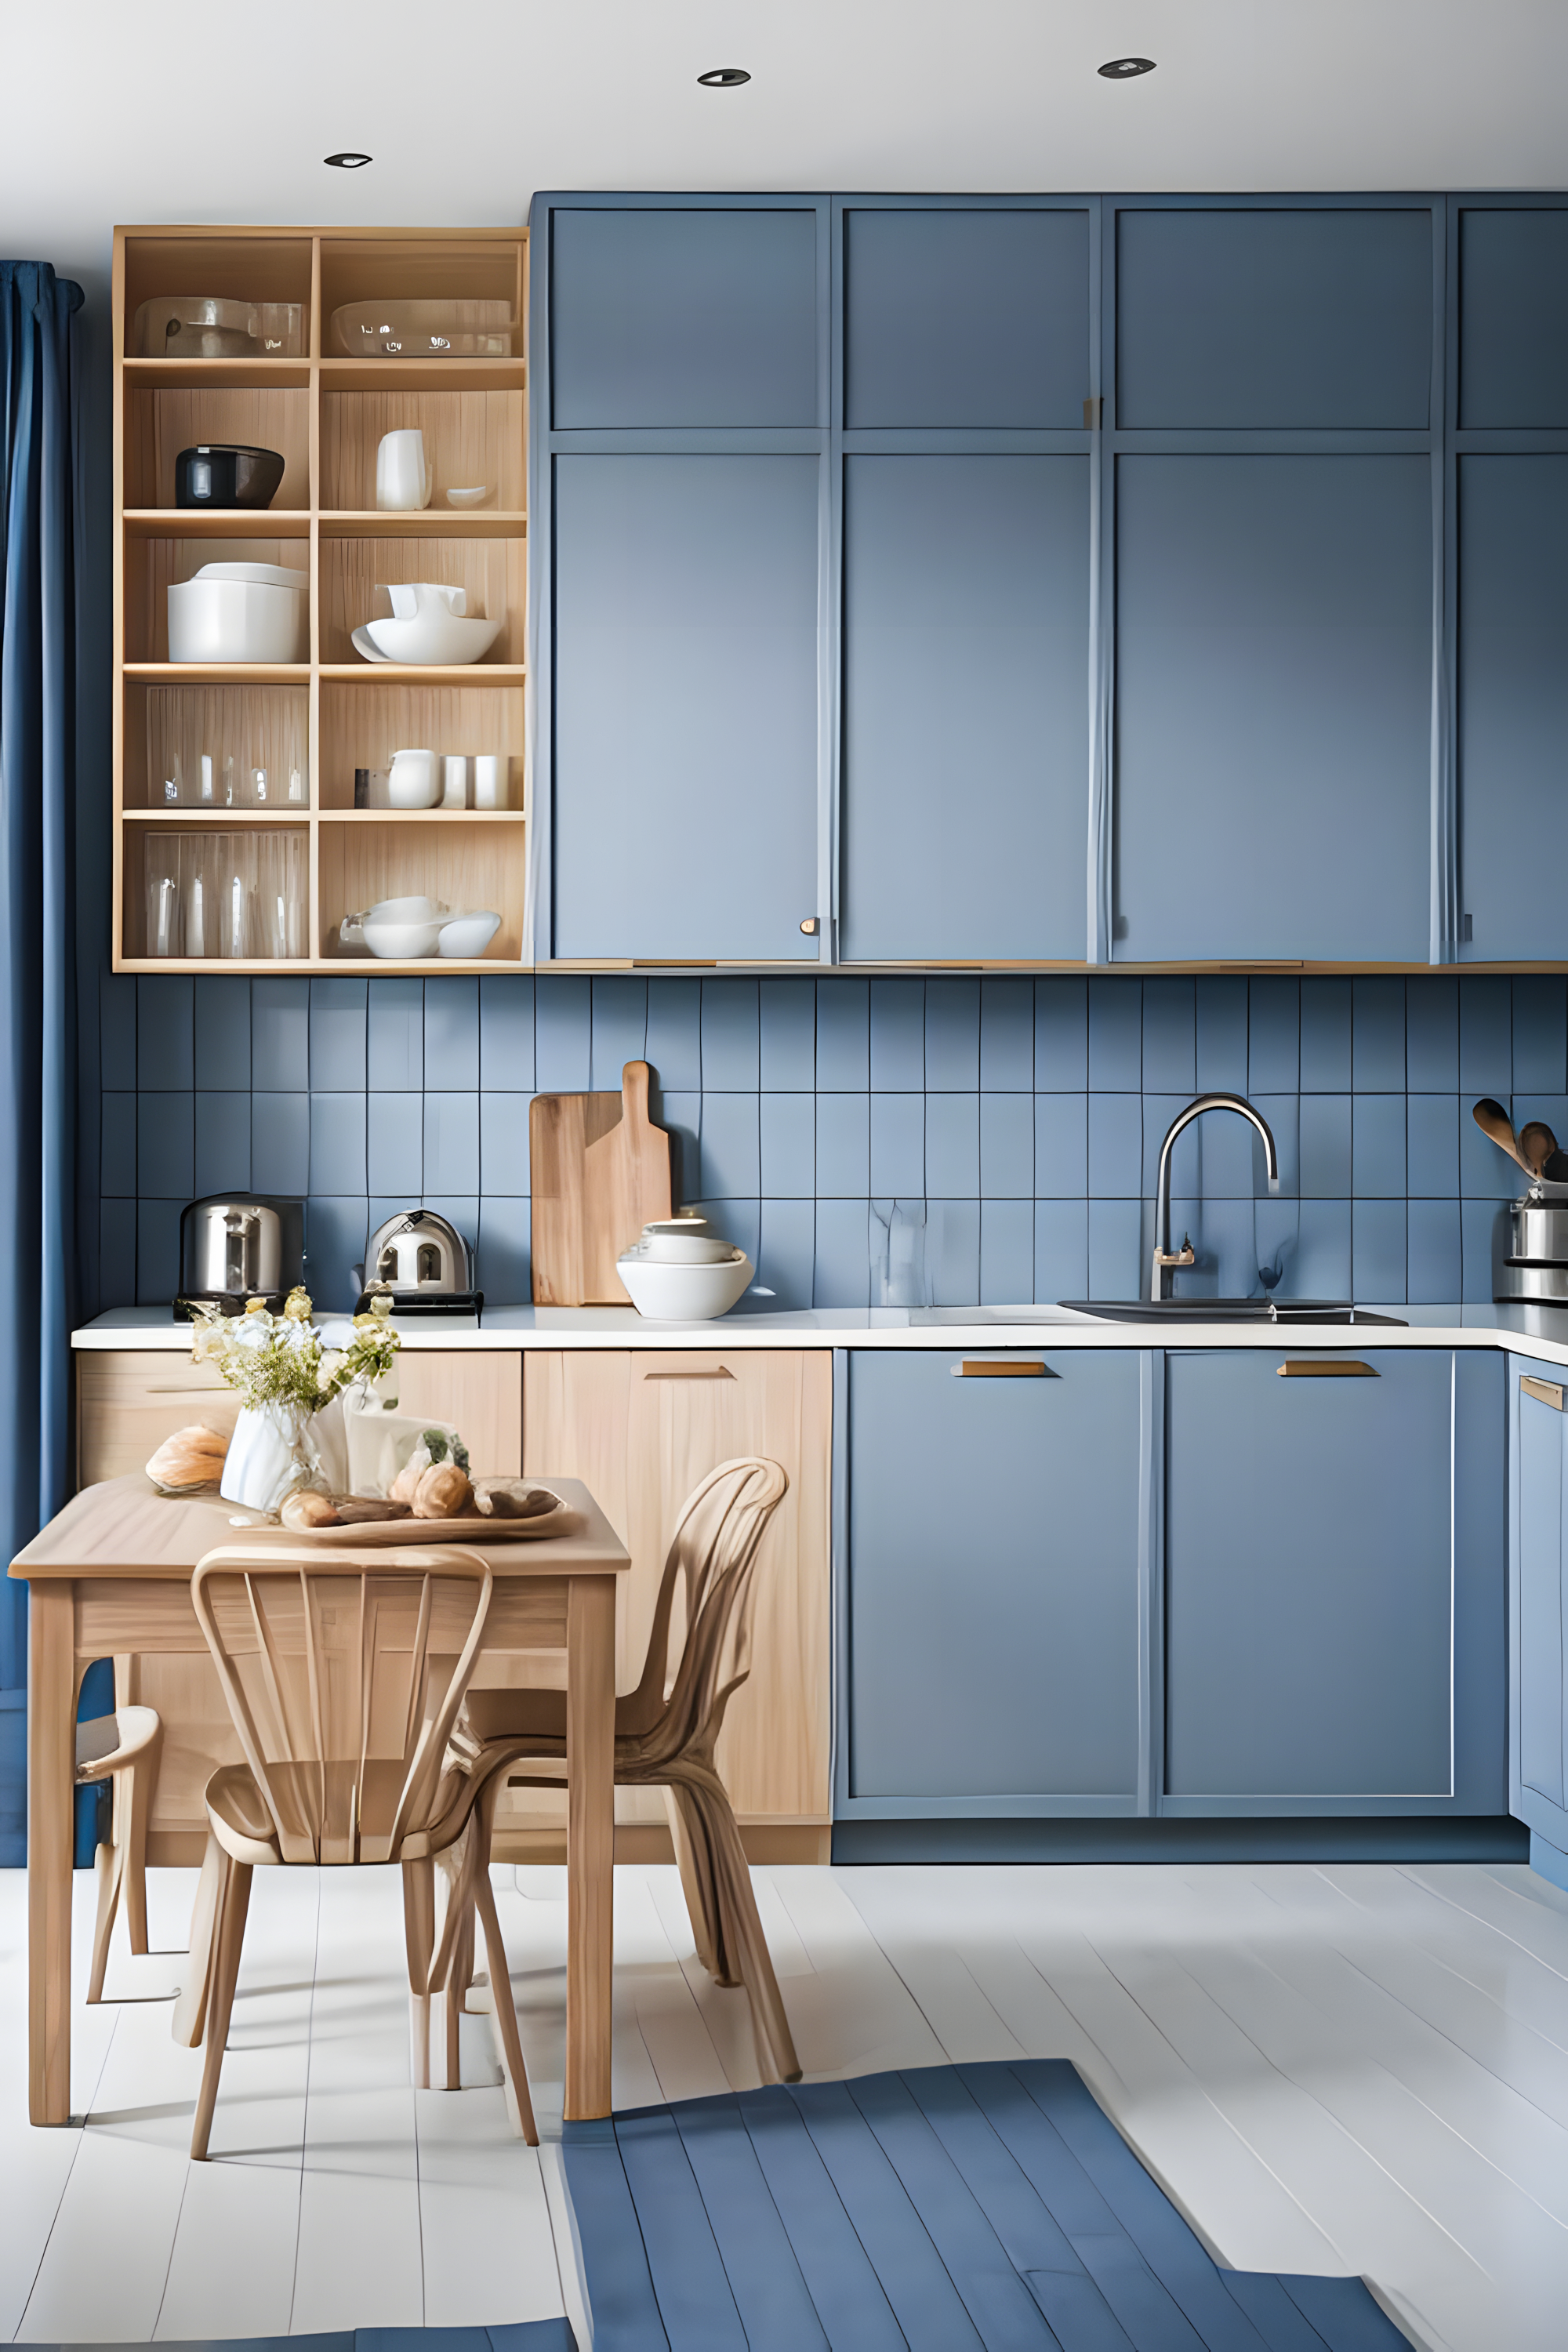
[247,1489,577,1545]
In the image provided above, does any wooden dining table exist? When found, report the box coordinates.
[9,1471,629,2129]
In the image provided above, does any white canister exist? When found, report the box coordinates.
[387,748,439,808]
[441,753,470,808]
[376,428,434,512]
[167,562,307,665]
[473,753,506,809]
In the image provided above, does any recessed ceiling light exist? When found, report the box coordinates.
[1098,56,1156,78]
[697,67,750,88]
[325,151,373,168]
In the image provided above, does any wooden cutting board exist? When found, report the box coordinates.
[530,1060,673,1305]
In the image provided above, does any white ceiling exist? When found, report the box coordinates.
[9,0,1568,296]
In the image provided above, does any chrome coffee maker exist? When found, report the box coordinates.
[176,1195,303,1316]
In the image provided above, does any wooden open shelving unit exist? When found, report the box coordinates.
[112,224,528,972]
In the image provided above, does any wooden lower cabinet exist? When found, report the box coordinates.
[519,1348,833,1863]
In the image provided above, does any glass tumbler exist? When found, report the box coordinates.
[144,839,182,956]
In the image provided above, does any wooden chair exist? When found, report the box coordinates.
[458,1456,801,2086]
[75,1703,162,2004]
[178,1541,537,2160]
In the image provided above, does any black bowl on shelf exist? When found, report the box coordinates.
[174,444,285,510]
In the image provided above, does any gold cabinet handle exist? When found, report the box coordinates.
[1277,1359,1377,1377]
[953,1360,1051,1378]
[642,1367,735,1381]
[1522,1374,1564,1410]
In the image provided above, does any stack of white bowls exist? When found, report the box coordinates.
[616,1211,753,1320]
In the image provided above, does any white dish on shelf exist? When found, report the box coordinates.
[437,910,501,957]
[340,895,452,958]
[351,625,393,662]
[361,581,503,666]
[445,486,489,508]
[615,1247,755,1322]
[636,1210,736,1265]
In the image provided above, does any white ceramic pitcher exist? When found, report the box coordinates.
[376,427,434,511]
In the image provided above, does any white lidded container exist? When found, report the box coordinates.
[617,1210,754,1319]
[168,561,307,664]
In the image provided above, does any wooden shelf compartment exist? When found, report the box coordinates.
[319,678,524,811]
[318,532,525,666]
[318,235,524,337]
[121,234,315,361]
[123,380,310,510]
[318,817,527,962]
[124,532,310,665]
[321,387,525,514]
[122,818,310,962]
[123,679,310,815]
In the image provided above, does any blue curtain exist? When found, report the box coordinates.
[0,262,83,1765]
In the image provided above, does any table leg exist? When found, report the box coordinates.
[28,1584,75,2125]
[564,1572,615,2120]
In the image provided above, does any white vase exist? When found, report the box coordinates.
[220,1401,320,1514]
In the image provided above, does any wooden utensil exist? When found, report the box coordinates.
[1520,1120,1559,1178]
[1472,1098,1534,1178]
[531,1060,673,1305]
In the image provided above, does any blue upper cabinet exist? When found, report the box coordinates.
[1459,208,1568,427]
[840,453,1089,963]
[1115,207,1432,428]
[549,206,821,428]
[844,206,1089,428]
[1113,452,1432,964]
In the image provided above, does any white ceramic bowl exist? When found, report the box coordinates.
[168,562,307,663]
[616,1250,754,1321]
[364,610,503,666]
[340,895,451,959]
[437,910,502,958]
[445,486,488,508]
[637,1214,735,1264]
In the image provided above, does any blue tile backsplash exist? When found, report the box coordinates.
[100,972,1560,1313]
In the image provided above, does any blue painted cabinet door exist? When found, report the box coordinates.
[840,455,1090,963]
[1511,1356,1568,1849]
[1113,455,1432,964]
[1459,209,1568,427]
[551,455,821,960]
[1165,1349,1504,1812]
[845,1348,1142,1809]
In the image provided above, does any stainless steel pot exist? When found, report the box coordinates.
[364,1208,473,1297]
[1496,1183,1568,1301]
[179,1196,290,1309]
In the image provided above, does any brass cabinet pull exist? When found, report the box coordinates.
[1277,1359,1377,1377]
[953,1360,1051,1378]
[1522,1374,1564,1410]
[642,1367,735,1381]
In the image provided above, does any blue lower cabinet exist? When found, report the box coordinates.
[1510,1355,1568,1858]
[1164,1348,1504,1813]
[844,1348,1143,1812]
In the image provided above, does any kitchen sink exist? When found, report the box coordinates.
[1059,1300,1407,1326]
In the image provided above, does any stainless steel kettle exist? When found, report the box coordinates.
[1497,1181,1568,1302]
[178,1196,300,1313]
[362,1208,474,1298]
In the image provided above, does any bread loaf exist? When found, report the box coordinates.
[146,1425,230,1494]
[412,1463,473,1519]
[280,1489,340,1530]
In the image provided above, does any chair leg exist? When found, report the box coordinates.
[191,1853,251,2161]
[664,1783,726,1981]
[428,1826,481,2092]
[86,1831,125,2005]
[468,1780,538,2143]
[668,1771,801,2086]
[121,1734,158,1955]
[173,1830,224,2049]
[403,1857,436,2090]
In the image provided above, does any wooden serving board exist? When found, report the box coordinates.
[530,1060,673,1305]
[252,1490,577,1546]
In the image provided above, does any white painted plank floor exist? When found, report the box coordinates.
[4,1857,1568,2348]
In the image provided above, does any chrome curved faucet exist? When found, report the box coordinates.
[1151,1092,1279,1301]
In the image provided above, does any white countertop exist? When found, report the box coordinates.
[71,1301,1568,1367]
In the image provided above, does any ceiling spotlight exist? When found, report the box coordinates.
[697,67,751,87]
[1098,56,1156,78]
[325,151,373,168]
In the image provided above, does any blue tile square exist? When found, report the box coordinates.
[137,976,194,1090]
[1035,978,1087,1090]
[700,978,759,1090]
[310,1093,366,1195]
[1088,978,1142,1090]
[1300,979,1352,1091]
[818,979,870,1090]
[251,1093,308,1196]
[925,1094,979,1196]
[365,1094,423,1196]
[1405,977,1458,1091]
[101,971,138,1087]
[757,1199,815,1309]
[1248,978,1300,1093]
[1407,1199,1463,1305]
[101,1094,136,1198]
[1300,1094,1352,1198]
[1461,1197,1504,1302]
[929,1199,980,1306]
[590,976,648,1089]
[1189,1198,1258,1298]
[980,1200,1033,1304]
[136,1091,192,1199]
[1250,1096,1300,1198]
[1194,1099,1269,1199]
[760,1094,816,1197]
[816,1093,870,1195]
[1036,1096,1087,1198]
[424,1094,480,1194]
[1352,978,1405,1091]
[1195,977,1247,1091]
[1406,1095,1458,1198]
[194,976,250,1090]
[136,1199,183,1307]
[980,979,1033,1090]
[700,1093,761,1197]
[658,1091,702,1206]
[1087,1200,1142,1301]
[1353,1200,1406,1301]
[1087,1094,1142,1199]
[980,1093,1033,1198]
[477,1196,532,1306]
[691,1199,760,1285]
[534,975,592,1092]
[100,1200,136,1309]
[869,1094,923,1196]
[1034,1200,1088,1301]
[1352,1094,1406,1198]
[925,979,979,1091]
[367,978,423,1090]
[1459,976,1512,1096]
[479,975,535,1089]
[303,1197,368,1314]
[1459,1099,1519,1199]
[869,980,924,1091]
[1294,1200,1352,1300]
[869,1198,932,1307]
[813,1198,870,1307]
[1255,1198,1301,1294]
[1512,978,1567,1095]
[252,977,310,1091]
[1141,978,1195,1094]
[481,1093,532,1196]
[645,978,703,1090]
[425,978,480,1092]
[759,979,816,1090]
[1140,1097,1201,1197]
[309,978,367,1091]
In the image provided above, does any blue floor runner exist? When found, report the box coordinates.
[562,2062,1409,2352]
[17,2330,573,2352]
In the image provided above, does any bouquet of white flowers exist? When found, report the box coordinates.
[191,1287,401,1511]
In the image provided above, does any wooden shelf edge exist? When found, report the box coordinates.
[317,808,526,822]
[318,664,526,684]
[124,808,310,824]
[116,957,533,975]
[124,509,311,537]
[318,510,527,537]
[124,663,311,683]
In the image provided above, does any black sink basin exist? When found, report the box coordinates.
[1058,1300,1407,1326]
